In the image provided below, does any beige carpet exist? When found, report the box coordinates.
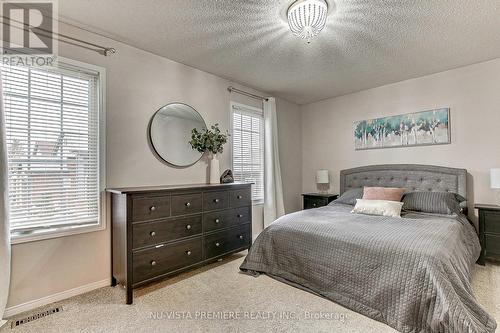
[1,253,499,333]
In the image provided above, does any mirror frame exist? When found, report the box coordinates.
[148,102,207,167]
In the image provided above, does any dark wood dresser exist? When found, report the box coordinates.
[107,182,253,304]
[475,204,500,265]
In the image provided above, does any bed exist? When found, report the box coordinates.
[240,164,496,333]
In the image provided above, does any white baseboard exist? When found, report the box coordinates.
[4,278,110,318]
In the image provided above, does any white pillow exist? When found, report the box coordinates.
[351,199,404,218]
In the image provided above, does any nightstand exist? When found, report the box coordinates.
[302,193,338,210]
[475,204,500,265]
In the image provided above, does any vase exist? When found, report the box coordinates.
[209,154,220,184]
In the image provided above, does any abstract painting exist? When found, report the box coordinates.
[354,108,450,150]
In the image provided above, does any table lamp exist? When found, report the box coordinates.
[491,169,500,189]
[491,169,500,204]
[316,170,329,194]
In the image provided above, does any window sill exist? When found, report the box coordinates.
[10,223,106,245]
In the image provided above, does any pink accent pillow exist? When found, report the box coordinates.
[363,187,405,202]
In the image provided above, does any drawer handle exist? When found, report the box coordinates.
[237,195,243,199]
[150,260,157,266]
[215,242,221,247]
[237,214,243,218]
[150,231,156,237]
[186,250,192,256]
[150,206,156,212]
[214,198,220,203]
[215,218,220,224]
[239,235,244,240]
[185,202,191,207]
[186,224,192,230]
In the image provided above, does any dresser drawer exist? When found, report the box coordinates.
[133,237,202,283]
[171,193,202,216]
[203,207,252,232]
[485,234,500,257]
[234,206,251,225]
[132,195,171,222]
[483,211,500,234]
[204,225,251,260]
[304,197,328,210]
[203,191,229,211]
[133,215,202,249]
[229,189,251,208]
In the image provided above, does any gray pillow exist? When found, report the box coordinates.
[331,188,364,206]
[402,192,466,215]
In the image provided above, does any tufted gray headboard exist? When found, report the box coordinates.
[340,164,467,206]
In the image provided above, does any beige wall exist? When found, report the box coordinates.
[7,23,302,308]
[301,58,500,221]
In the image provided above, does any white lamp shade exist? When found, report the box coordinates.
[316,170,329,184]
[491,169,500,189]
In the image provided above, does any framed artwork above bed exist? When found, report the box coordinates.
[354,108,450,150]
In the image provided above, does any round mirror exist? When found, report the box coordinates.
[149,103,207,167]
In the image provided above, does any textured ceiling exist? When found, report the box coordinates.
[59,0,500,104]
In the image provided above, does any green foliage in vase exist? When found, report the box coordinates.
[189,123,230,155]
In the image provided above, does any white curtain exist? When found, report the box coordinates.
[263,97,285,227]
[0,69,10,327]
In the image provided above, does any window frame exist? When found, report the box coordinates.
[230,101,265,205]
[4,57,107,244]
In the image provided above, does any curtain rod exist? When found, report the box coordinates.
[228,86,269,102]
[0,16,116,56]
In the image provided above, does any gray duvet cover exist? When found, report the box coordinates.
[240,203,496,333]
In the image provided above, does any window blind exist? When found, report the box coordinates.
[1,63,101,233]
[232,104,264,202]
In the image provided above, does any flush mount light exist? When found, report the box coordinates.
[287,0,329,44]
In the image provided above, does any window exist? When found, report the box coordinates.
[1,59,104,242]
[231,102,264,203]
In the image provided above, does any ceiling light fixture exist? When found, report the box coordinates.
[287,0,329,44]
